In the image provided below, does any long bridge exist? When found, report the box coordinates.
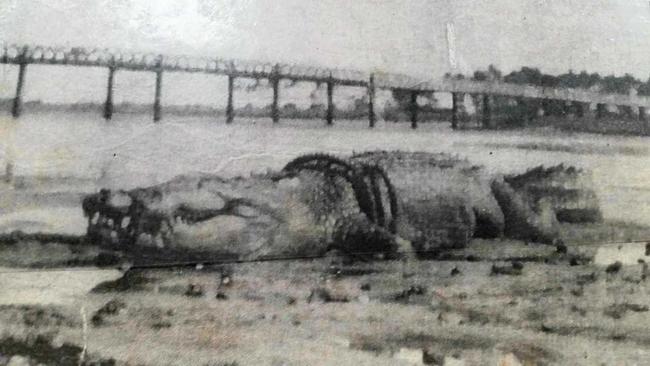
[2,44,649,128]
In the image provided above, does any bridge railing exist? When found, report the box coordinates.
[0,43,370,86]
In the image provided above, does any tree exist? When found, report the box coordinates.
[637,77,650,96]
[504,67,544,85]
[444,73,465,80]
[601,74,639,95]
[473,70,488,82]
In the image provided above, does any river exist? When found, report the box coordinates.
[1,111,649,225]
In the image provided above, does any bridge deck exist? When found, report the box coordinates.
[2,43,649,108]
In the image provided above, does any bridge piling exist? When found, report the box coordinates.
[409,90,418,129]
[574,101,586,118]
[226,75,235,124]
[639,106,646,122]
[368,74,376,128]
[540,100,551,117]
[481,94,492,129]
[271,65,280,123]
[153,56,163,122]
[326,78,334,126]
[515,98,532,124]
[11,46,28,118]
[596,103,606,119]
[451,92,463,129]
[103,66,115,120]
[641,107,649,133]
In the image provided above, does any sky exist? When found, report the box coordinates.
[0,0,649,105]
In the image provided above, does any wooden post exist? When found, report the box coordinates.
[482,94,492,128]
[103,66,115,120]
[532,100,543,120]
[451,92,462,129]
[326,78,334,126]
[153,56,163,122]
[4,161,13,183]
[410,90,418,129]
[574,101,585,118]
[271,65,280,123]
[515,98,529,124]
[368,74,376,128]
[11,46,28,118]
[226,75,235,124]
[596,103,606,119]
[639,106,646,122]
[540,99,551,117]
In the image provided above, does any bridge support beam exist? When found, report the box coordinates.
[515,98,525,124]
[540,99,551,117]
[4,161,13,184]
[11,47,29,118]
[410,90,418,129]
[641,107,649,134]
[639,106,646,122]
[481,94,492,129]
[451,92,463,129]
[368,74,376,128]
[596,103,606,119]
[11,63,27,118]
[516,98,533,124]
[326,80,334,126]
[103,66,115,120]
[271,65,280,123]
[153,57,163,122]
[226,75,235,124]
[573,101,586,118]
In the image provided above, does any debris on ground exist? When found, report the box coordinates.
[91,299,127,327]
[490,261,524,276]
[184,283,205,298]
[603,303,649,319]
[394,285,427,301]
[605,261,622,274]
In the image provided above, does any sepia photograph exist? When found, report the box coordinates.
[0,1,649,365]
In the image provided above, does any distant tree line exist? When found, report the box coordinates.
[442,65,650,126]
[446,65,650,96]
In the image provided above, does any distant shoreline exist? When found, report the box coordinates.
[0,99,452,122]
[2,99,650,137]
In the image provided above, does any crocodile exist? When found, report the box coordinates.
[82,151,601,259]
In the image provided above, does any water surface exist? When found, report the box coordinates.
[1,111,649,225]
